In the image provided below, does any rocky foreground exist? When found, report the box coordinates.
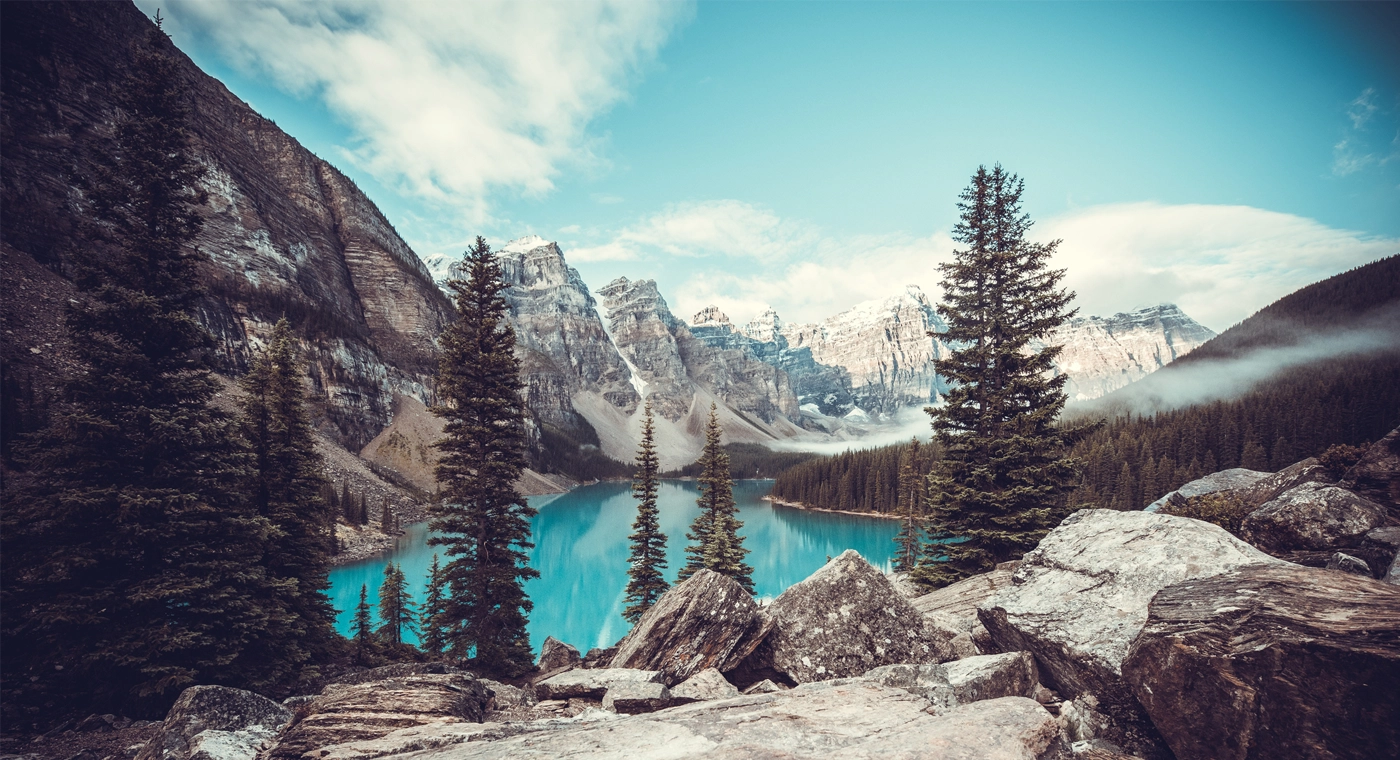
[18,429,1399,760]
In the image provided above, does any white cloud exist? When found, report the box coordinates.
[572,200,1397,332]
[1348,88,1379,129]
[153,0,689,221]
[1039,203,1399,331]
[1331,86,1399,177]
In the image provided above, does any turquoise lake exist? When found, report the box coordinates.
[327,479,901,655]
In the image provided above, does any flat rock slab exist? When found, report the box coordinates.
[944,652,1039,706]
[602,682,671,715]
[137,685,292,760]
[265,675,489,760]
[744,549,954,684]
[374,684,1065,760]
[669,668,739,703]
[911,561,1019,656]
[1240,482,1388,552]
[609,570,770,685]
[1123,563,1400,760]
[535,668,663,701]
[978,509,1283,759]
[1144,468,1269,513]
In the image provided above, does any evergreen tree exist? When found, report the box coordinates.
[0,19,286,717]
[380,498,394,534]
[421,554,448,657]
[912,165,1080,589]
[377,563,417,646]
[679,405,754,593]
[892,439,924,573]
[352,584,375,663]
[623,400,669,624]
[239,317,339,680]
[430,236,538,678]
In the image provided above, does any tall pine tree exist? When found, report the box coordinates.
[892,438,925,573]
[351,584,375,664]
[623,400,669,623]
[239,318,339,681]
[912,165,1080,589]
[377,563,417,646]
[679,405,754,593]
[420,554,448,657]
[0,19,285,718]
[430,237,538,678]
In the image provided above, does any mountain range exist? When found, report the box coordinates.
[0,1,1216,479]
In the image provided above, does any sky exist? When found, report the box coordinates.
[143,1,1399,333]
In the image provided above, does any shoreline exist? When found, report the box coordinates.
[763,495,903,521]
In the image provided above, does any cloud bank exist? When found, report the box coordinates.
[570,199,1397,330]
[155,0,689,220]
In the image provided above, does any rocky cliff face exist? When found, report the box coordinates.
[1,1,453,450]
[1044,305,1215,402]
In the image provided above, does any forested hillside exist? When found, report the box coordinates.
[771,440,939,514]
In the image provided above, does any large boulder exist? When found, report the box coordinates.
[1341,426,1400,514]
[863,652,1038,714]
[1240,482,1388,553]
[977,509,1283,759]
[1355,526,1400,580]
[366,683,1067,760]
[534,668,663,701]
[1233,457,1334,510]
[608,570,770,685]
[136,686,293,760]
[669,668,739,703]
[1144,468,1269,513]
[266,673,490,760]
[910,561,1019,656]
[1122,563,1400,760]
[738,550,955,685]
[535,636,580,678]
[601,681,672,715]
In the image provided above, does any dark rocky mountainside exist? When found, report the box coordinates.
[2,1,453,451]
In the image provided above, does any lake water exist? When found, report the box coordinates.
[327,479,901,654]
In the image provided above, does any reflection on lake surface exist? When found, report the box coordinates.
[328,479,900,654]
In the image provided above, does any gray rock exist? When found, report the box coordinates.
[1357,526,1400,579]
[579,647,617,670]
[1122,563,1400,760]
[740,679,783,695]
[368,683,1066,760]
[1240,482,1388,553]
[1325,551,1371,575]
[1233,457,1334,509]
[75,714,129,732]
[861,663,956,710]
[534,668,663,701]
[535,636,580,676]
[978,509,1283,759]
[669,668,739,703]
[944,652,1039,705]
[601,682,672,715]
[265,674,490,760]
[136,686,292,760]
[608,570,770,685]
[910,561,1019,658]
[1144,468,1269,513]
[478,679,535,712]
[740,549,955,685]
[1341,425,1400,513]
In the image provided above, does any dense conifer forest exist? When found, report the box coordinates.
[665,443,821,480]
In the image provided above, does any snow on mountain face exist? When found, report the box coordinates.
[780,285,952,414]
[1043,304,1216,401]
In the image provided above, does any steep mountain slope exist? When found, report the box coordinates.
[1,1,452,451]
[1047,305,1216,401]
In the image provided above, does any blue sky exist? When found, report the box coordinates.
[147,1,1398,331]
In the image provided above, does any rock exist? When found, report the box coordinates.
[1070,739,1141,759]
[534,668,663,701]
[1240,482,1388,553]
[669,668,739,703]
[74,714,127,732]
[327,662,463,687]
[944,652,1039,706]
[601,682,672,715]
[366,682,1067,760]
[608,570,771,685]
[740,549,955,685]
[1341,425,1400,513]
[741,679,783,695]
[136,686,292,760]
[1233,457,1334,509]
[1144,468,1269,513]
[860,663,957,711]
[1358,526,1400,579]
[579,647,617,670]
[911,561,1019,657]
[1122,563,1400,760]
[535,636,580,676]
[1325,551,1371,575]
[1389,554,1400,584]
[478,679,535,712]
[978,509,1283,759]
[265,673,489,760]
